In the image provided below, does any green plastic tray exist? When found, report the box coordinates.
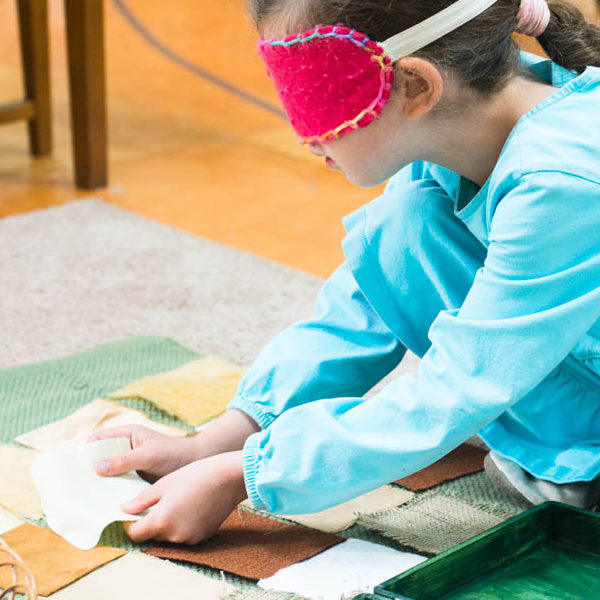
[363,502,600,600]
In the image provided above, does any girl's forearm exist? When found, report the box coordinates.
[190,408,260,459]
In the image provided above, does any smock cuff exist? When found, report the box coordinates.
[242,432,267,511]
[227,393,275,430]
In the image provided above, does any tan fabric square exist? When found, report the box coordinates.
[15,399,186,451]
[144,508,343,580]
[0,523,125,596]
[0,444,43,519]
[394,444,486,491]
[358,494,503,555]
[109,356,245,426]
[242,485,414,533]
[46,552,236,600]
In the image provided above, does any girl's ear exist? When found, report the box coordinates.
[394,57,444,119]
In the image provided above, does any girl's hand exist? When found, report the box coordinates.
[89,425,201,481]
[121,451,247,544]
[90,410,260,481]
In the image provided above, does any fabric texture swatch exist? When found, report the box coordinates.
[0,506,22,535]
[31,438,150,549]
[243,485,414,533]
[47,551,237,600]
[223,589,307,600]
[394,444,486,491]
[440,470,532,519]
[0,444,43,519]
[358,494,504,555]
[15,398,187,451]
[0,337,199,450]
[258,538,426,600]
[109,356,246,426]
[0,522,125,596]
[143,508,343,580]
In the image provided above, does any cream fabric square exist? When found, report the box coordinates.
[15,398,186,451]
[0,444,43,519]
[46,552,237,599]
[0,506,23,535]
[31,438,150,549]
[243,485,414,533]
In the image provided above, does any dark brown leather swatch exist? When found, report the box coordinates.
[394,444,487,491]
[143,507,343,579]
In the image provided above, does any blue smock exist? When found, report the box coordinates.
[229,55,600,515]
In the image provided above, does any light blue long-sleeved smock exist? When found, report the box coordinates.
[229,55,600,515]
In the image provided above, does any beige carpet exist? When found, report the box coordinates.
[0,198,420,375]
[0,199,324,369]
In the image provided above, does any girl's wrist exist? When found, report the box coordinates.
[188,409,260,461]
[220,450,247,504]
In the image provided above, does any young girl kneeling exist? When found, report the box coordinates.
[94,0,600,544]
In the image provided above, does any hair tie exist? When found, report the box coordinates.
[516,0,551,37]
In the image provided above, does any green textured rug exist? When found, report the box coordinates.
[0,337,531,600]
[0,336,199,444]
[0,337,267,592]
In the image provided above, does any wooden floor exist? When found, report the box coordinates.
[1,0,598,278]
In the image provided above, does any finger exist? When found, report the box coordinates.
[121,484,162,515]
[87,426,138,445]
[95,446,148,477]
[124,509,168,543]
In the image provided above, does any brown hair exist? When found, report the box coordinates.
[249,0,600,94]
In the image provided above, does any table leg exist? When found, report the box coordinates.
[17,0,52,156]
[64,0,107,189]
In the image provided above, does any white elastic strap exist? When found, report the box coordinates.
[381,0,500,61]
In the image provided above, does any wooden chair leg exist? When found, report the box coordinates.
[17,0,52,156]
[64,0,107,189]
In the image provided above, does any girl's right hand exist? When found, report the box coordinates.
[89,409,260,481]
[89,425,201,481]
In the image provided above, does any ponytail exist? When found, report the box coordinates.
[537,1,600,72]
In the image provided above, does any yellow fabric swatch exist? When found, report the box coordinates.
[0,445,43,519]
[15,399,187,451]
[46,551,236,600]
[108,356,245,426]
[242,485,415,533]
[0,522,125,596]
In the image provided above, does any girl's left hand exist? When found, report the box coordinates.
[121,450,247,544]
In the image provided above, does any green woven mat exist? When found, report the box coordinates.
[0,338,532,599]
[0,338,261,592]
[0,337,199,443]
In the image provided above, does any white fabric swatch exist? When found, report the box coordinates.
[0,506,23,535]
[258,538,426,600]
[31,438,150,550]
[46,552,236,600]
[15,398,186,451]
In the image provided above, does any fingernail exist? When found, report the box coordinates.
[96,460,109,475]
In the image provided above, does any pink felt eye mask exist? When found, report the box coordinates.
[258,26,394,144]
[258,0,501,143]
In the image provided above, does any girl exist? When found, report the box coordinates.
[93,0,600,544]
